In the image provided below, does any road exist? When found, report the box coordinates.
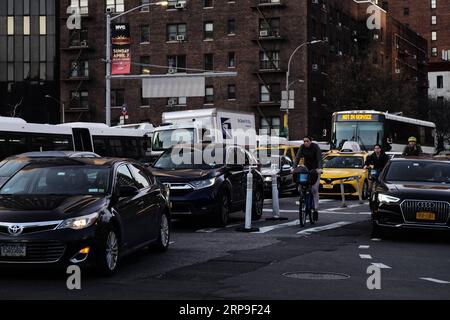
[0,196,449,300]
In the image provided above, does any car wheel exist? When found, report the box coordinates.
[213,190,230,227]
[252,187,264,221]
[362,180,369,200]
[151,210,171,253]
[95,228,120,276]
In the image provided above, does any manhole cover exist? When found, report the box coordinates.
[282,272,350,280]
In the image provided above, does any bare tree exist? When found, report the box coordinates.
[7,98,24,118]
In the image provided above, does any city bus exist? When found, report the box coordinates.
[0,117,153,161]
[331,111,436,154]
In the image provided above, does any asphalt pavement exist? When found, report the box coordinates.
[0,195,449,300]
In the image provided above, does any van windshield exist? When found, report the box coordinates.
[152,129,195,151]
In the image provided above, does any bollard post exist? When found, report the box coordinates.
[355,176,364,204]
[237,167,260,232]
[340,180,347,208]
[266,164,288,221]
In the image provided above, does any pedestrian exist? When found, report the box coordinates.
[402,136,423,157]
[295,136,323,221]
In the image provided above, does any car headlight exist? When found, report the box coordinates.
[57,212,99,230]
[378,194,401,204]
[264,176,272,182]
[189,178,216,190]
[343,176,359,182]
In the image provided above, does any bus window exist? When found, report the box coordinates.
[31,136,51,152]
[335,122,356,148]
[0,134,28,158]
[124,139,140,159]
[357,122,383,149]
[93,138,108,157]
[72,128,93,152]
[109,138,123,157]
[51,135,73,151]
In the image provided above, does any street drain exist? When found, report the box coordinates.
[282,272,350,280]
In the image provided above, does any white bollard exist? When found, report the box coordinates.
[266,164,288,221]
[356,176,364,204]
[340,181,347,208]
[237,167,260,232]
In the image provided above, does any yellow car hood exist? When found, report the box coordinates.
[322,168,365,179]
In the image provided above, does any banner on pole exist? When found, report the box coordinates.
[111,23,131,75]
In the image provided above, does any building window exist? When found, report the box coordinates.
[167,23,187,41]
[431,0,436,9]
[259,18,280,37]
[39,16,46,35]
[205,86,214,104]
[204,0,214,8]
[228,52,236,68]
[140,0,150,12]
[140,25,150,43]
[432,47,438,56]
[437,76,444,89]
[260,117,281,132]
[437,97,444,106]
[111,89,125,107]
[167,55,186,73]
[228,85,236,100]
[70,60,89,78]
[431,15,437,25]
[106,0,125,13]
[260,83,281,103]
[70,0,89,15]
[259,51,280,70]
[23,16,30,35]
[69,29,88,47]
[432,31,437,41]
[70,91,89,109]
[140,56,150,74]
[228,19,236,35]
[403,7,409,16]
[204,54,214,71]
[204,22,214,40]
[7,16,14,35]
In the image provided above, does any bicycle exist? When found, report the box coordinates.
[295,167,316,227]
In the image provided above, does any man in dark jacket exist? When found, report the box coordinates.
[295,136,323,221]
[402,136,423,156]
[364,144,389,191]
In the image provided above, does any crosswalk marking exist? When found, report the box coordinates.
[359,245,370,249]
[420,278,450,284]
[359,254,372,259]
[296,221,353,235]
[196,223,240,233]
[371,263,391,269]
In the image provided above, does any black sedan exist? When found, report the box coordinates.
[371,158,450,236]
[151,144,264,227]
[259,155,297,195]
[0,157,171,275]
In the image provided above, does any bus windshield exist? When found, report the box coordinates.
[152,129,195,151]
[335,121,383,150]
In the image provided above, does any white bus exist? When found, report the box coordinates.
[0,117,152,161]
[331,111,437,154]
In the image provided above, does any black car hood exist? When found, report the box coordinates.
[0,195,107,223]
[388,182,450,201]
[151,168,218,183]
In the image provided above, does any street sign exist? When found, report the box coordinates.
[280,100,294,110]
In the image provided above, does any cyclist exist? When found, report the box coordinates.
[402,136,423,157]
[295,136,323,221]
[364,144,389,192]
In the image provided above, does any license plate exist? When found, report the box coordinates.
[0,244,26,257]
[323,184,334,189]
[416,212,436,221]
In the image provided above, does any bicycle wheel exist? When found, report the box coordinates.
[305,191,314,225]
[298,191,307,227]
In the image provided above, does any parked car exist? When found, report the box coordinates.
[151,144,264,226]
[370,158,450,236]
[258,155,297,195]
[320,150,370,199]
[0,157,171,275]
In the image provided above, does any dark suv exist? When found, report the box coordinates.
[151,144,264,226]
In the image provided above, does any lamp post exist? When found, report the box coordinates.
[45,95,65,124]
[105,1,168,126]
[284,40,323,140]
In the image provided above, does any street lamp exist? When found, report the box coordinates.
[45,95,65,124]
[284,40,323,140]
[105,1,169,126]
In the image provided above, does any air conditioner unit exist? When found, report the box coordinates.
[175,1,186,9]
[80,40,87,47]
[106,7,115,14]
[395,69,401,74]
[168,68,177,74]
[260,30,269,37]
[168,98,177,106]
[176,34,185,41]
[312,64,319,71]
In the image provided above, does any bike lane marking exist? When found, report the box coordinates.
[359,254,373,259]
[420,278,450,284]
[252,219,303,234]
[296,221,353,235]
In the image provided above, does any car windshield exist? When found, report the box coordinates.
[153,148,223,170]
[323,156,364,169]
[0,165,111,196]
[0,159,28,177]
[259,156,283,168]
[385,161,450,184]
[152,129,195,151]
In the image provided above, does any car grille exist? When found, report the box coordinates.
[0,241,66,263]
[164,183,193,197]
[401,200,450,224]
[0,223,60,236]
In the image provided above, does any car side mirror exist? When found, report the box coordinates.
[118,185,139,198]
[282,164,291,171]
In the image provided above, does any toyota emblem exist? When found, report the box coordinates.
[8,225,23,236]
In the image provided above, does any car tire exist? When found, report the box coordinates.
[252,187,264,221]
[362,180,369,200]
[150,210,171,253]
[213,190,230,227]
[94,228,120,276]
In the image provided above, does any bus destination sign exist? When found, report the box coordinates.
[337,114,379,121]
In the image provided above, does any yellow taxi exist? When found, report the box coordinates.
[256,145,301,163]
[320,150,369,198]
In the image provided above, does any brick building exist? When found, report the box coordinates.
[59,0,428,140]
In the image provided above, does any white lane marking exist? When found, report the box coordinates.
[296,221,353,235]
[420,278,450,284]
[359,254,372,260]
[263,209,298,213]
[324,204,366,212]
[195,223,240,233]
[323,210,371,215]
[371,263,391,269]
[359,245,370,249]
[371,238,382,242]
[253,219,304,234]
